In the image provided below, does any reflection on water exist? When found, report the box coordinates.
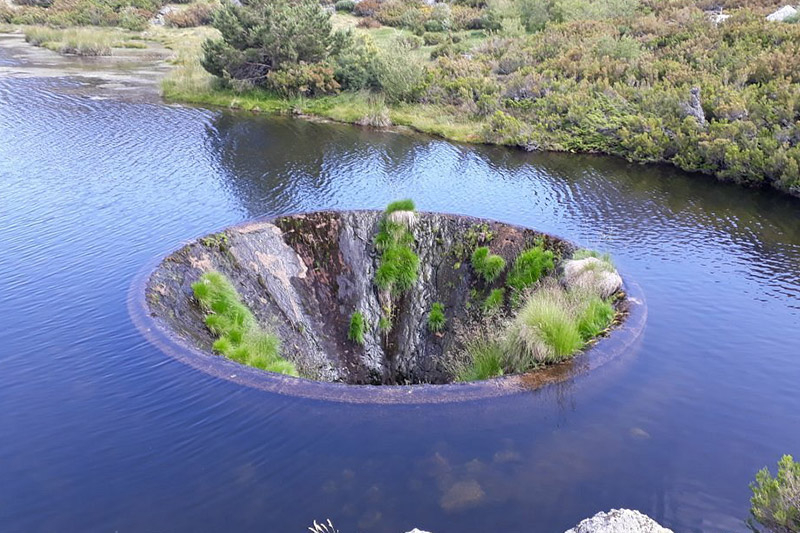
[1,50,799,533]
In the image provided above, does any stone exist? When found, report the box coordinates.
[440,479,485,511]
[563,257,623,299]
[684,86,706,126]
[766,6,797,21]
[405,530,433,533]
[565,509,673,533]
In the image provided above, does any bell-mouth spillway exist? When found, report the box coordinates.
[129,210,646,404]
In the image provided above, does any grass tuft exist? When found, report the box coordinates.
[575,293,615,340]
[456,338,505,382]
[385,199,415,213]
[427,302,446,333]
[191,271,298,376]
[483,287,505,314]
[348,311,366,345]
[374,200,419,297]
[507,245,554,296]
[471,246,506,283]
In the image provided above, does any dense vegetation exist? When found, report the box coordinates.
[750,455,800,532]
[5,0,800,195]
[192,0,800,197]
[191,271,298,376]
[456,249,618,381]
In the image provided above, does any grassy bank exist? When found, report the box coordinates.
[23,25,145,55]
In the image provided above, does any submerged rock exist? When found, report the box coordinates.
[565,509,673,533]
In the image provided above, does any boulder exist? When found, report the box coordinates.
[563,257,623,299]
[766,5,797,21]
[565,509,673,533]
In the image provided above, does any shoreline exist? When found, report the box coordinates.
[3,23,800,201]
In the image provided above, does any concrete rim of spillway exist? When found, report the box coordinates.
[128,210,647,405]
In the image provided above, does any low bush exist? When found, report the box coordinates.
[266,61,341,97]
[373,41,425,102]
[192,271,298,376]
[348,311,366,344]
[335,0,355,12]
[356,16,380,28]
[202,0,344,86]
[471,246,506,283]
[164,3,216,28]
[750,455,800,532]
[428,302,446,333]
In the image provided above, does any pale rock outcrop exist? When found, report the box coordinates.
[766,5,797,21]
[565,509,673,533]
[563,257,623,299]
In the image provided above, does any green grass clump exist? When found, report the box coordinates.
[428,302,446,333]
[507,245,555,295]
[575,294,615,340]
[505,283,618,372]
[348,311,366,345]
[505,285,583,370]
[374,200,419,296]
[385,199,415,213]
[572,248,614,266]
[471,246,506,283]
[191,271,298,376]
[750,455,800,532]
[457,339,505,382]
[375,245,419,294]
[483,288,505,314]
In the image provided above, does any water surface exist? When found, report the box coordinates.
[1,40,799,533]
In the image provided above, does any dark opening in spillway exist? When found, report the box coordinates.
[138,209,643,397]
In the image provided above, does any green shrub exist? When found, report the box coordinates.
[348,311,366,345]
[428,302,446,333]
[334,35,380,90]
[267,61,341,97]
[483,287,505,313]
[457,339,504,381]
[192,271,298,376]
[471,246,506,283]
[374,41,425,102]
[202,0,345,86]
[507,245,554,294]
[335,0,355,11]
[164,3,216,28]
[750,455,800,532]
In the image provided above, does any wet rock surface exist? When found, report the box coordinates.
[146,210,607,385]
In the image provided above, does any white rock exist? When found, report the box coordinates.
[766,5,797,21]
[710,12,730,24]
[563,257,623,299]
[565,509,673,533]
[405,530,432,533]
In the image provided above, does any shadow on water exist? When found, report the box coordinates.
[0,49,799,532]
